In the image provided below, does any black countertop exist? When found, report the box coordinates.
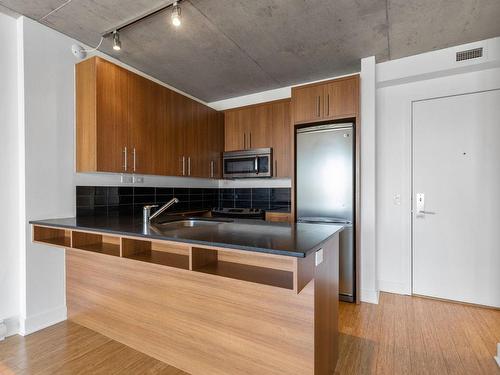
[30,215,343,258]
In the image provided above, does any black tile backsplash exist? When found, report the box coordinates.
[76,186,291,217]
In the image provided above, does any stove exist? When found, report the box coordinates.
[212,207,265,220]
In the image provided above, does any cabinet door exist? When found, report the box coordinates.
[324,77,358,119]
[291,84,324,124]
[95,58,129,173]
[187,102,209,177]
[149,85,169,175]
[170,92,190,176]
[248,105,272,149]
[207,110,224,178]
[224,111,245,151]
[128,73,156,175]
[271,100,291,178]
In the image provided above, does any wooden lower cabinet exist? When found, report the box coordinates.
[76,56,223,178]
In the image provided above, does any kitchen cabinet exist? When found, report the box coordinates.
[224,105,271,151]
[291,75,359,124]
[223,99,291,178]
[271,100,291,178]
[76,56,223,178]
[76,57,129,173]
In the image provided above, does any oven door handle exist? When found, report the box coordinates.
[254,156,259,174]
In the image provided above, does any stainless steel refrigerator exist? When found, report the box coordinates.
[296,123,355,302]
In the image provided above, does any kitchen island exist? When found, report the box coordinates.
[31,216,342,375]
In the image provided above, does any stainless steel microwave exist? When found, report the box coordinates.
[223,148,272,178]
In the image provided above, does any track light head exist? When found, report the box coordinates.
[112,31,121,51]
[171,1,181,27]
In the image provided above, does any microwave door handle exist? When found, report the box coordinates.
[254,156,259,174]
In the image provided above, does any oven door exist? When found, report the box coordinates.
[223,150,272,178]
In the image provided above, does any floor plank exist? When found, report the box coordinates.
[1,293,499,374]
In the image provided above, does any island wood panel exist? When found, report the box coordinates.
[66,249,316,375]
[314,235,339,374]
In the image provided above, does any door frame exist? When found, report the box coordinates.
[410,88,500,296]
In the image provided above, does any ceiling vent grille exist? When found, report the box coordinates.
[456,47,483,62]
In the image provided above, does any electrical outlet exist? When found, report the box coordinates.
[133,176,144,183]
[121,175,133,183]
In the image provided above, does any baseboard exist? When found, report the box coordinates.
[19,305,67,336]
[361,288,380,304]
[378,279,411,295]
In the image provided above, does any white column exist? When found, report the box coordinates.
[360,56,379,304]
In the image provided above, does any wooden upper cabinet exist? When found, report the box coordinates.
[323,77,359,119]
[207,111,224,178]
[77,57,129,173]
[271,100,291,178]
[223,99,291,178]
[292,75,359,124]
[76,56,224,178]
[224,111,245,151]
[291,84,324,124]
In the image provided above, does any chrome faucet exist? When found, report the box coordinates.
[143,198,179,224]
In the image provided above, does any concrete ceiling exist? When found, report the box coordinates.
[1,0,499,102]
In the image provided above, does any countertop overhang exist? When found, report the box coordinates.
[30,215,343,257]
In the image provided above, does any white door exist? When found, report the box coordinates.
[412,90,500,308]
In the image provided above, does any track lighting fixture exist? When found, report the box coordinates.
[104,1,184,52]
[171,2,181,27]
[112,31,121,51]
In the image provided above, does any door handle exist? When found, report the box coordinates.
[133,147,137,172]
[326,94,330,116]
[243,133,246,149]
[182,156,185,176]
[210,160,214,178]
[254,156,259,174]
[249,132,252,148]
[188,156,191,176]
[123,146,128,171]
[416,193,436,216]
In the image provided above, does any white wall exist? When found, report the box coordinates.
[0,11,20,337]
[376,37,500,295]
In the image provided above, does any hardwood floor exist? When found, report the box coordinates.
[1,292,499,374]
[0,321,187,375]
[336,292,500,374]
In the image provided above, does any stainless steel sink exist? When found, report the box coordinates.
[156,218,230,229]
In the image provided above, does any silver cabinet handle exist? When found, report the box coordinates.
[210,160,214,178]
[133,147,136,172]
[123,146,128,171]
[249,132,252,148]
[254,156,258,174]
[326,94,330,116]
[317,96,321,117]
[188,156,191,176]
[243,133,246,149]
[182,156,185,176]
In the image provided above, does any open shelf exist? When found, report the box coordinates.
[71,231,120,257]
[33,226,71,248]
[122,238,189,270]
[191,247,294,290]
